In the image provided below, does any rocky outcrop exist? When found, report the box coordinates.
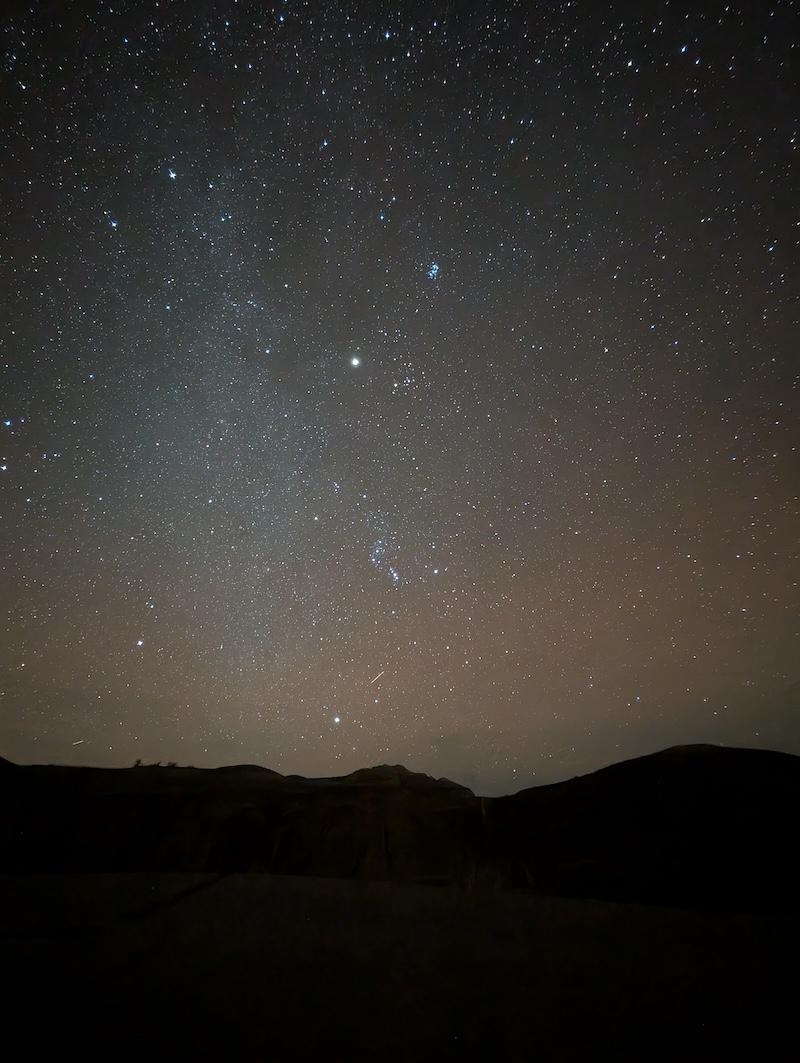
[2,746,798,912]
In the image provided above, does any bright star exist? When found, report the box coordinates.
[350,357,361,367]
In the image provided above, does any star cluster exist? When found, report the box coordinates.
[1,1,797,793]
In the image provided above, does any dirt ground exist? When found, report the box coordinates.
[2,873,796,1060]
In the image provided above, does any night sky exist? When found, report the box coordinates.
[1,1,798,795]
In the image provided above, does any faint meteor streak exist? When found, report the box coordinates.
[72,739,85,746]
[369,670,385,684]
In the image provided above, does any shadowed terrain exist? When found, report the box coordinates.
[1,872,797,1060]
[2,745,798,1058]
[2,743,798,913]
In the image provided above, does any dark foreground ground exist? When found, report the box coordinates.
[2,872,796,1061]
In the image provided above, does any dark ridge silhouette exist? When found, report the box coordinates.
[2,743,798,913]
